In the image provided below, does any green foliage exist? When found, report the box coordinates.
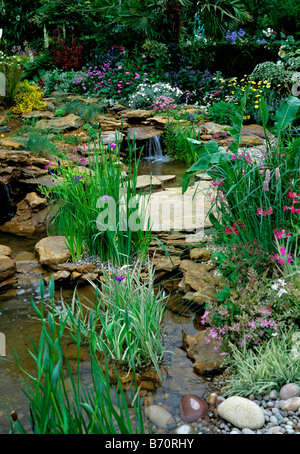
[212,239,275,285]
[53,264,167,376]
[40,137,152,265]
[23,130,57,157]
[42,69,81,95]
[162,122,201,164]
[7,277,145,434]
[182,92,300,253]
[222,328,300,397]
[208,100,236,124]
[202,274,300,354]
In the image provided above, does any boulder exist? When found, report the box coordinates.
[217,396,265,429]
[0,192,49,236]
[35,236,72,267]
[120,109,153,123]
[0,245,12,256]
[189,248,211,262]
[0,255,16,282]
[35,114,84,133]
[182,329,224,375]
[0,137,24,149]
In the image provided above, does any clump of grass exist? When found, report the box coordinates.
[222,327,300,397]
[6,276,145,434]
[52,263,168,378]
[24,130,57,157]
[41,133,152,265]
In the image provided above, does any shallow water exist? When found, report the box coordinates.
[0,158,218,434]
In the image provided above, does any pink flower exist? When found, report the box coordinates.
[280,248,286,256]
[289,192,296,198]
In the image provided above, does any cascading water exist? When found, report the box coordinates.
[144,135,172,162]
[0,183,16,223]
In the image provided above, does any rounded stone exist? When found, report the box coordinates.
[171,424,195,435]
[180,394,208,422]
[144,405,175,429]
[279,384,300,400]
[0,245,11,256]
[217,396,265,430]
[280,396,300,412]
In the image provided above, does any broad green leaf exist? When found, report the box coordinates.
[274,96,300,138]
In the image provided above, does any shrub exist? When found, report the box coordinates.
[49,37,84,71]
[208,100,236,125]
[201,274,300,354]
[128,82,183,110]
[42,69,81,95]
[212,239,275,286]
[10,80,46,114]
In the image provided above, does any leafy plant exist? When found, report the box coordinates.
[10,80,47,114]
[53,263,168,376]
[208,100,236,124]
[6,276,145,434]
[40,134,152,265]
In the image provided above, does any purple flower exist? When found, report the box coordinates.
[101,195,112,201]
[73,176,84,184]
[114,275,124,282]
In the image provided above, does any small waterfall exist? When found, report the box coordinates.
[144,135,171,162]
[4,184,14,205]
[0,183,16,222]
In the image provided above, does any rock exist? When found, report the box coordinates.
[144,405,175,428]
[180,394,208,422]
[0,255,16,282]
[206,393,218,405]
[0,275,17,292]
[179,260,218,292]
[241,124,270,138]
[240,134,263,146]
[0,192,49,236]
[0,137,24,149]
[127,126,163,141]
[171,424,195,435]
[22,111,54,119]
[24,192,47,211]
[120,109,153,123]
[190,287,217,306]
[16,260,44,276]
[152,255,181,272]
[35,236,72,267]
[202,121,230,137]
[0,245,11,256]
[280,396,300,412]
[35,114,84,133]
[182,330,224,375]
[189,248,211,262]
[279,383,300,400]
[136,175,163,190]
[217,396,265,429]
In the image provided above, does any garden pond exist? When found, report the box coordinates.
[0,156,222,434]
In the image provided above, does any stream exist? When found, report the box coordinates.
[0,155,220,434]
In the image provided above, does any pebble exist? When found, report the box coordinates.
[148,382,300,435]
